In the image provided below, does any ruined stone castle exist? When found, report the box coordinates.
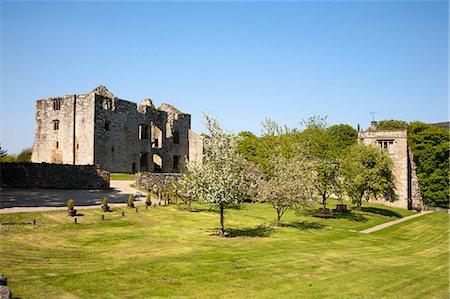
[32,86,203,173]
[358,121,422,210]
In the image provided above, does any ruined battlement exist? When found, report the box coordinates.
[32,86,203,173]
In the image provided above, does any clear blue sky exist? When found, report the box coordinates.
[1,1,448,154]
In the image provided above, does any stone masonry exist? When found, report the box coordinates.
[358,121,422,210]
[0,162,110,189]
[32,86,203,173]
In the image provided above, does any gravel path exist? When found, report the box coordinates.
[0,180,147,214]
[359,211,433,234]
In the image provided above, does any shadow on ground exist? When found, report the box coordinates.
[333,212,368,222]
[281,221,324,230]
[0,188,128,208]
[190,207,220,214]
[361,207,402,218]
[209,225,274,238]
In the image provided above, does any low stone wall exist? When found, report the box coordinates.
[0,162,110,189]
[424,206,449,214]
[135,172,181,189]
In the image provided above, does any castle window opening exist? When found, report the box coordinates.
[173,155,180,171]
[153,154,163,172]
[378,140,394,155]
[53,120,60,130]
[139,124,149,140]
[53,99,61,110]
[104,120,111,131]
[103,98,113,110]
[173,131,180,144]
[140,152,149,171]
[56,141,59,149]
[151,124,163,148]
[76,143,79,150]
[111,145,115,152]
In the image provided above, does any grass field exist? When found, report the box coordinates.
[110,173,136,181]
[0,201,448,298]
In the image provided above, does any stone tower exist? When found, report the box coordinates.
[32,86,203,173]
[358,121,422,210]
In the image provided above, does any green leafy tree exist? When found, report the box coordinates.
[0,145,17,162]
[300,117,337,209]
[236,131,259,164]
[259,147,315,226]
[408,122,449,208]
[328,124,358,152]
[181,115,249,237]
[377,119,409,131]
[17,148,32,162]
[300,118,357,209]
[0,144,7,158]
[341,143,397,210]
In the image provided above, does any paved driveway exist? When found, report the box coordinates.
[0,180,142,213]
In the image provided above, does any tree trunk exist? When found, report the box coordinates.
[357,200,362,211]
[277,210,281,227]
[219,205,225,237]
[322,193,327,209]
[187,199,192,212]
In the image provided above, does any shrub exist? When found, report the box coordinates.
[67,199,74,210]
[103,197,108,206]
[127,194,134,206]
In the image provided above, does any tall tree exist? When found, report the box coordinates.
[258,147,315,226]
[377,119,409,131]
[180,115,249,237]
[408,122,449,208]
[341,143,397,210]
[236,131,259,165]
[301,118,357,209]
[0,144,7,158]
[328,124,358,152]
[17,148,32,162]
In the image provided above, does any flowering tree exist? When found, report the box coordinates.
[180,115,249,237]
[259,147,316,226]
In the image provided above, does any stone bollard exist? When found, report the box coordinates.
[0,273,12,299]
[74,218,77,224]
[101,215,105,221]
[122,211,125,216]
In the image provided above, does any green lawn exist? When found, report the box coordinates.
[0,201,448,298]
[110,173,136,180]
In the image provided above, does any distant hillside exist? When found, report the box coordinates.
[430,122,450,130]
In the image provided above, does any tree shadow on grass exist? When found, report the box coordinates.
[281,221,324,230]
[333,212,368,222]
[361,207,402,218]
[209,225,274,238]
[190,207,219,214]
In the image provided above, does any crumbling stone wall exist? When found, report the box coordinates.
[32,93,95,166]
[32,86,198,174]
[409,149,422,210]
[0,163,110,189]
[135,172,181,189]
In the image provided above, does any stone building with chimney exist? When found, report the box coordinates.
[32,86,203,173]
[358,121,422,210]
